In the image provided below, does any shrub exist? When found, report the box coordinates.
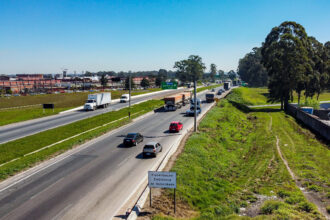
[260,200,283,214]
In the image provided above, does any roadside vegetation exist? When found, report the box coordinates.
[232,87,330,106]
[196,84,221,93]
[0,99,163,180]
[146,88,329,219]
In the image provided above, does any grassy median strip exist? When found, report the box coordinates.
[150,95,325,218]
[0,88,161,126]
[0,99,163,180]
[196,84,220,93]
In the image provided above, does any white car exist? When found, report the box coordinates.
[120,94,130,103]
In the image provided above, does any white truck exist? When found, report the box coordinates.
[84,93,111,111]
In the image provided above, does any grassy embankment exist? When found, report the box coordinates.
[235,87,330,106]
[150,88,329,219]
[0,88,161,126]
[0,99,163,180]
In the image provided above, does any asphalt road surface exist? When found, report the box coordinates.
[0,88,191,144]
[0,87,224,220]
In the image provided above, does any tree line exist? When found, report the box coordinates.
[238,21,329,110]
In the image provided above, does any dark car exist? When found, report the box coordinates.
[123,133,143,146]
[142,142,162,157]
[217,90,222,95]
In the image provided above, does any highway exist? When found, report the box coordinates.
[0,88,190,144]
[0,87,224,220]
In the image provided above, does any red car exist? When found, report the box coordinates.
[169,121,183,133]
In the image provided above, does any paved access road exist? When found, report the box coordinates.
[0,88,190,144]
[0,87,224,220]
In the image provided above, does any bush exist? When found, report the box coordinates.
[260,200,283,214]
[299,98,320,110]
[298,202,314,213]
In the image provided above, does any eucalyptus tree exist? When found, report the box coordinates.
[210,64,217,82]
[174,55,206,131]
[238,47,268,87]
[261,21,312,109]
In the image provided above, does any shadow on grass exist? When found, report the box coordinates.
[229,100,282,113]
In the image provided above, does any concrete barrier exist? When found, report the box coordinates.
[286,104,330,141]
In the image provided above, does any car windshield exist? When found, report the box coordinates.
[121,96,127,99]
[170,123,177,127]
[144,145,155,149]
[126,133,136,138]
[86,100,95,103]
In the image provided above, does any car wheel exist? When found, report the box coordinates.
[160,147,162,152]
[142,153,145,158]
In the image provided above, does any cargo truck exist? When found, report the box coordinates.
[224,82,231,90]
[205,93,215,103]
[84,93,111,111]
[180,91,191,106]
[164,94,183,111]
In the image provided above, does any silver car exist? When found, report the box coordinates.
[142,142,162,158]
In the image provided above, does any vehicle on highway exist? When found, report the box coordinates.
[224,82,231,90]
[217,90,222,95]
[123,133,144,146]
[211,88,215,92]
[205,92,215,103]
[190,98,201,107]
[164,94,183,111]
[84,92,111,111]
[169,121,183,133]
[142,142,162,157]
[120,94,130,103]
[186,106,202,116]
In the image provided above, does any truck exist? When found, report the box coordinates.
[224,82,231,90]
[164,94,183,111]
[205,93,215,103]
[84,93,111,111]
[180,91,191,106]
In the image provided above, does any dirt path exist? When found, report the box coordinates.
[270,117,329,219]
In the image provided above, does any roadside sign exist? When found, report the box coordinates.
[43,104,54,109]
[161,82,178,90]
[148,171,176,188]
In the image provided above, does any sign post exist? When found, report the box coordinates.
[148,171,177,213]
[43,103,54,113]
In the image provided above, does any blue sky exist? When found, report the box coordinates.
[0,0,329,74]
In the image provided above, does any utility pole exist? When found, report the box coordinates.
[129,74,131,119]
[194,77,197,132]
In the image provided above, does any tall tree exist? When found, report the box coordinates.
[174,55,206,82]
[227,70,237,81]
[210,64,217,82]
[218,70,226,81]
[100,74,108,90]
[140,78,150,89]
[261,21,311,109]
[238,47,268,87]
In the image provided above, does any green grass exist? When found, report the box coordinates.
[0,106,71,126]
[0,88,161,109]
[233,87,330,106]
[0,88,161,126]
[154,99,322,219]
[0,99,163,180]
[196,84,221,93]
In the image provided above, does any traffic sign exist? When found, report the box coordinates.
[161,82,178,90]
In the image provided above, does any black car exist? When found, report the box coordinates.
[123,133,143,146]
[217,90,222,95]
